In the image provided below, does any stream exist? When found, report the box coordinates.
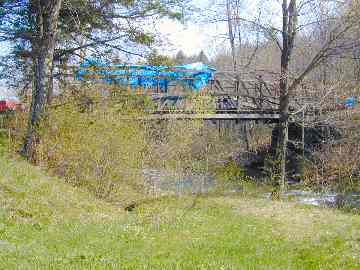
[143,168,215,194]
[264,189,360,209]
[143,168,360,209]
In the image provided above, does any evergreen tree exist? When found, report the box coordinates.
[197,50,209,64]
[146,50,175,66]
[175,50,186,64]
[0,0,186,159]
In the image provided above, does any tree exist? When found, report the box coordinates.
[197,50,210,64]
[0,0,187,159]
[145,50,175,66]
[1,1,185,99]
[209,0,359,188]
[20,0,63,158]
[175,50,187,64]
[272,0,359,189]
[225,0,237,72]
[276,0,297,190]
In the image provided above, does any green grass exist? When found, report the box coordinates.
[0,152,360,269]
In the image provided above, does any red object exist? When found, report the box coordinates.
[0,99,22,113]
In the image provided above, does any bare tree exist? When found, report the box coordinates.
[226,0,237,72]
[209,0,359,188]
[276,0,298,189]
[275,0,359,189]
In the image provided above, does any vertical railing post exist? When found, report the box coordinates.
[302,107,305,158]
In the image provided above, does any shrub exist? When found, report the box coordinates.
[302,131,360,192]
[35,94,148,198]
[8,84,249,199]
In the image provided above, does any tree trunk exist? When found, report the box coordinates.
[226,0,237,72]
[226,0,249,150]
[276,67,290,190]
[275,0,297,190]
[21,0,62,159]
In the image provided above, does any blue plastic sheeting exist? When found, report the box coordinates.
[345,96,357,108]
[76,59,216,92]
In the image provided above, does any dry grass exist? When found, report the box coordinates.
[0,153,123,224]
[209,196,360,251]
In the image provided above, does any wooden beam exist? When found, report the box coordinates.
[130,113,280,121]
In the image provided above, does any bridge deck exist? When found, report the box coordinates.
[136,111,280,121]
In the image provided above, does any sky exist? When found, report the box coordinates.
[154,0,282,58]
[0,0,224,97]
[0,0,278,97]
[156,19,209,56]
[145,0,229,58]
[154,18,227,58]
[0,43,11,97]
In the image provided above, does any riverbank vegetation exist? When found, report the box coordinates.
[3,88,360,202]
[4,87,247,201]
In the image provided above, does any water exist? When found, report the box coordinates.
[143,168,215,195]
[143,168,360,210]
[264,189,360,209]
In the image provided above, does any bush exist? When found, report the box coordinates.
[32,93,148,198]
[214,160,250,182]
[302,133,360,192]
[8,84,250,199]
[303,147,360,191]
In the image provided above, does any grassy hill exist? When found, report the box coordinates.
[0,149,360,269]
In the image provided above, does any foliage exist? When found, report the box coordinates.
[263,154,283,188]
[214,160,251,183]
[0,0,187,90]
[35,95,148,198]
[7,84,246,198]
[141,93,245,194]
[145,50,176,66]
[302,141,360,192]
[173,50,212,65]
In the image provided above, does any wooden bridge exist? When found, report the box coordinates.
[75,64,347,122]
[147,95,280,121]
[141,70,282,121]
[146,71,348,122]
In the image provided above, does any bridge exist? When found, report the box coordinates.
[75,61,349,122]
[76,61,282,121]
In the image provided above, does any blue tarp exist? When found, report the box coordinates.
[345,96,357,108]
[76,59,216,92]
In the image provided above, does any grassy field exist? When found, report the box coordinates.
[0,147,360,269]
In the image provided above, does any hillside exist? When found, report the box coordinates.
[0,153,360,269]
